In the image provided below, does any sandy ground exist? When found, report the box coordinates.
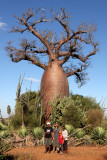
[8,145,107,160]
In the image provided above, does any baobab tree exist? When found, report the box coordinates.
[6,8,98,120]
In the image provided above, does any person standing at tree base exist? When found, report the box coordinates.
[44,122,53,153]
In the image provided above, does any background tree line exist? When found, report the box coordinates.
[9,87,104,130]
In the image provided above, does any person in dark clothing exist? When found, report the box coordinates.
[44,122,53,153]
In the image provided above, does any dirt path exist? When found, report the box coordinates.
[8,145,107,160]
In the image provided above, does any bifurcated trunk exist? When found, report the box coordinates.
[40,61,69,120]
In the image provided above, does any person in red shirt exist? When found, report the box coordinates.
[58,131,64,154]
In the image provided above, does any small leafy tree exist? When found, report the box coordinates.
[63,97,86,128]
[50,94,104,128]
[50,95,86,127]
[11,90,41,129]
[11,74,42,128]
[72,95,101,111]
[87,109,104,127]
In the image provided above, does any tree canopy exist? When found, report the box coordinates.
[6,8,98,86]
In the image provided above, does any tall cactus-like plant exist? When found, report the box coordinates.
[16,74,25,127]
[7,105,11,128]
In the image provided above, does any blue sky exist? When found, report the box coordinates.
[0,0,107,118]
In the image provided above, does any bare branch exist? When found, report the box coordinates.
[66,68,82,77]
[24,23,53,59]
[10,26,28,33]
[65,63,88,86]
[55,30,87,53]
[58,30,98,64]
[14,8,52,27]
[9,8,54,60]
[58,52,69,56]
[22,8,35,22]
[52,8,70,37]
[6,41,47,70]
[59,55,70,66]
[70,44,97,62]
[19,39,49,54]
[11,53,47,70]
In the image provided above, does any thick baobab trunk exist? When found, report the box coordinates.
[40,61,69,120]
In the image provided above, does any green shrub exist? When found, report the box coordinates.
[102,118,107,131]
[84,135,93,145]
[0,122,7,131]
[18,126,28,138]
[87,109,104,127]
[65,124,74,135]
[0,130,9,139]
[3,119,8,126]
[74,128,86,138]
[0,138,14,159]
[91,127,107,144]
[32,127,44,140]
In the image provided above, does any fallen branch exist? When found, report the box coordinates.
[12,139,26,143]
[74,141,85,147]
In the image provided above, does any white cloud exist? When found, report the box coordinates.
[24,77,40,82]
[0,22,7,30]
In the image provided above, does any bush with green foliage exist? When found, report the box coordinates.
[18,126,28,138]
[87,109,104,127]
[0,138,14,159]
[102,116,107,131]
[65,124,74,135]
[0,131,9,139]
[83,135,93,145]
[32,127,44,140]
[72,94,101,111]
[50,95,86,127]
[91,127,107,144]
[0,122,8,131]
[63,98,86,128]
[74,128,86,138]
[50,94,104,129]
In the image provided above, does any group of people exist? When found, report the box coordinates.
[44,122,68,154]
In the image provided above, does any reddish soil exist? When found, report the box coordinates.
[8,145,107,160]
